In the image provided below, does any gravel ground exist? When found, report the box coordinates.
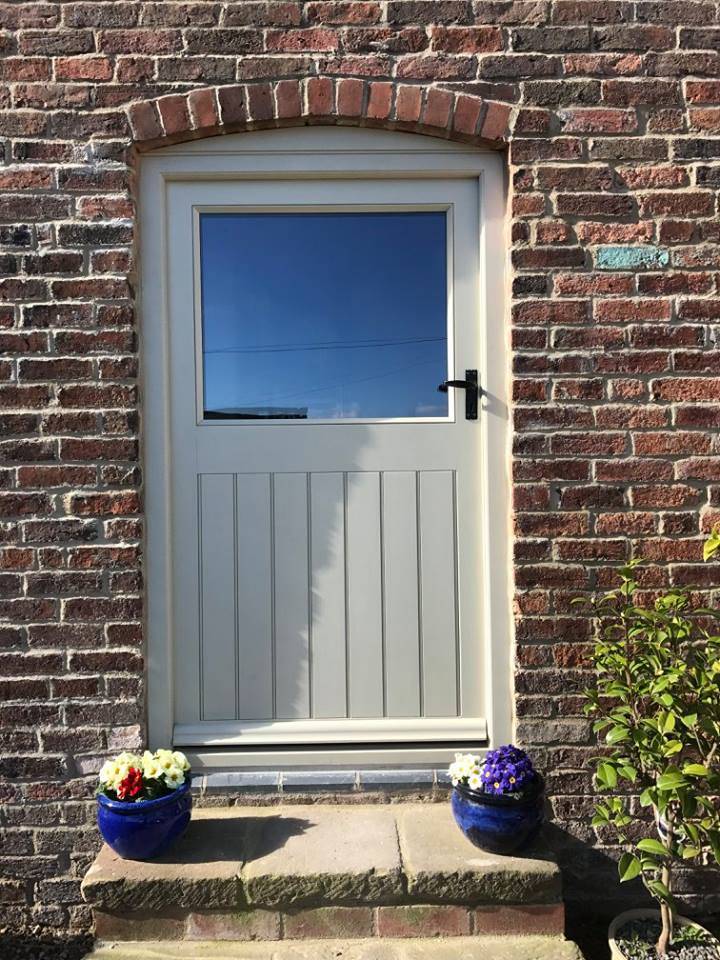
[615,919,720,960]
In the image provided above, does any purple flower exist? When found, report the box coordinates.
[479,745,536,796]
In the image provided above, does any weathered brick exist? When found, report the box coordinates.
[377,905,471,937]
[0,0,718,941]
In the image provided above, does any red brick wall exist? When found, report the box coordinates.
[2,0,720,936]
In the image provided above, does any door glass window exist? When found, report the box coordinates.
[199,211,449,420]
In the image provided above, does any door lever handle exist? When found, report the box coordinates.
[437,369,478,420]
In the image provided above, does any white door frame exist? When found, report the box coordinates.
[139,127,512,769]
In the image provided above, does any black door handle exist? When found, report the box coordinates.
[438,369,478,420]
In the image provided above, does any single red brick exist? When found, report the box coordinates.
[69,492,141,517]
[555,193,635,217]
[686,80,720,102]
[306,76,333,116]
[377,905,471,938]
[397,53,475,82]
[560,107,637,133]
[55,56,113,81]
[157,93,191,137]
[513,194,546,216]
[284,907,372,939]
[395,84,422,124]
[218,85,247,126]
[653,378,720,403]
[127,100,162,142]
[481,100,511,140]
[576,221,653,243]
[429,26,502,53]
[188,88,219,130]
[452,94,482,136]
[247,82,274,123]
[275,79,302,119]
[306,2,382,24]
[594,298,672,323]
[366,81,392,120]
[336,77,364,117]
[514,107,552,135]
[422,87,453,130]
[266,27,338,52]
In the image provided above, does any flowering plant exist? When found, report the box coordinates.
[97,749,191,803]
[448,745,537,796]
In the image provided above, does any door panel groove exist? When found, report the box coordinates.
[306,471,313,720]
[452,469,461,717]
[415,470,424,718]
[379,471,387,718]
[342,471,350,720]
[269,472,277,720]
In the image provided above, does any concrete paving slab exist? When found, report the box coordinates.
[81,808,259,911]
[242,805,403,907]
[396,805,562,904]
[87,936,584,960]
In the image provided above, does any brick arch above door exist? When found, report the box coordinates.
[127,78,514,151]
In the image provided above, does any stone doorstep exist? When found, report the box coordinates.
[87,936,585,960]
[82,804,565,942]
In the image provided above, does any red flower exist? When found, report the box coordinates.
[117,766,144,801]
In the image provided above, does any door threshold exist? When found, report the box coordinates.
[193,766,452,797]
[185,741,488,792]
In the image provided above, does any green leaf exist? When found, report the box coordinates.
[681,846,701,859]
[619,853,642,882]
[657,770,687,792]
[637,838,668,857]
[597,762,618,789]
[606,726,630,745]
[639,788,655,808]
[647,880,672,904]
[703,526,720,562]
[683,764,709,777]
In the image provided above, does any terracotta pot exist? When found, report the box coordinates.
[608,908,719,960]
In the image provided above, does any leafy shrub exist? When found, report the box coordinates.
[579,559,720,955]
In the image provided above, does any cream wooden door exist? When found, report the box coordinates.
[148,142,506,753]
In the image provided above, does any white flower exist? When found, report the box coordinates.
[163,765,185,790]
[142,756,162,780]
[172,750,191,772]
[101,761,131,791]
[468,772,483,791]
[156,750,179,775]
[115,751,141,768]
[448,752,481,786]
[99,760,116,785]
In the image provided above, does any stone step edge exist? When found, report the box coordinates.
[88,935,585,960]
[94,902,566,941]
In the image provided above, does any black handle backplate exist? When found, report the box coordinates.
[437,369,478,420]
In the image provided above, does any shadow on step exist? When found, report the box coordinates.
[149,815,313,865]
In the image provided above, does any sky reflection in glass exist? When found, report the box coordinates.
[200,211,448,420]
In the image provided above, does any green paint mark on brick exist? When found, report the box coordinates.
[595,245,669,271]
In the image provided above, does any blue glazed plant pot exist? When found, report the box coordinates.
[451,775,545,855]
[96,781,192,861]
